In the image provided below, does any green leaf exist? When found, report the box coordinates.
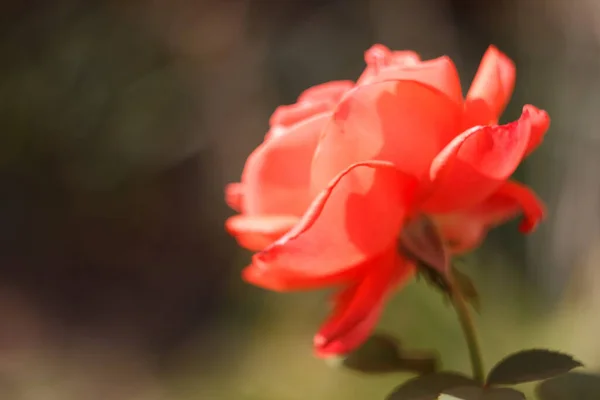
[536,372,600,400]
[386,372,477,400]
[486,349,583,386]
[440,387,525,399]
[343,334,438,375]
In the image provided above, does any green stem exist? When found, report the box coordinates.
[450,278,485,384]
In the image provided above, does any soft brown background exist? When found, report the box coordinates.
[0,0,598,398]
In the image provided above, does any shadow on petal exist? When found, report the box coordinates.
[246,161,418,292]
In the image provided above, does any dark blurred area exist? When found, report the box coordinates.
[0,0,598,399]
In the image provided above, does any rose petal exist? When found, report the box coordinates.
[225,183,244,212]
[357,44,421,84]
[497,180,546,233]
[422,105,538,213]
[435,180,545,253]
[524,105,550,157]
[464,45,516,126]
[226,215,299,252]
[244,161,418,291]
[242,113,328,216]
[435,199,519,254]
[269,101,333,128]
[270,81,352,128]
[365,44,421,66]
[462,98,496,130]
[297,80,354,104]
[314,250,415,356]
[357,44,462,107]
[391,50,421,64]
[311,80,461,194]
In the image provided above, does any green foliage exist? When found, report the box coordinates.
[535,372,600,400]
[386,372,476,400]
[383,347,584,399]
[486,349,582,386]
[342,334,438,375]
[440,386,524,399]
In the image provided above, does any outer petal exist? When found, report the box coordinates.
[297,80,354,104]
[314,249,415,357]
[225,183,244,212]
[243,161,418,291]
[524,105,550,157]
[366,44,421,65]
[435,181,545,253]
[269,101,332,128]
[242,113,328,216]
[311,80,461,194]
[422,105,539,213]
[357,44,420,84]
[358,44,463,107]
[270,80,353,128]
[464,45,516,126]
[391,50,421,64]
[497,180,546,233]
[226,215,299,252]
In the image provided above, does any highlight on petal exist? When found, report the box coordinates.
[465,45,516,125]
[226,215,299,252]
[422,105,537,213]
[314,250,415,357]
[243,161,419,292]
[311,80,461,194]
[225,183,244,212]
[434,180,544,253]
[357,44,462,107]
[242,113,328,217]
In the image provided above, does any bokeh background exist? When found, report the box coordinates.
[1,0,599,398]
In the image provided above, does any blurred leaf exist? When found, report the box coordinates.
[440,387,524,399]
[536,372,600,400]
[386,372,477,400]
[486,349,583,386]
[343,334,438,375]
[438,395,464,400]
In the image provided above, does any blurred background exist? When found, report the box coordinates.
[0,0,599,398]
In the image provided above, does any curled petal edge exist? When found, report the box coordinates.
[495,180,546,233]
[225,183,244,212]
[423,105,539,213]
[314,252,415,357]
[226,214,298,252]
[244,160,418,291]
